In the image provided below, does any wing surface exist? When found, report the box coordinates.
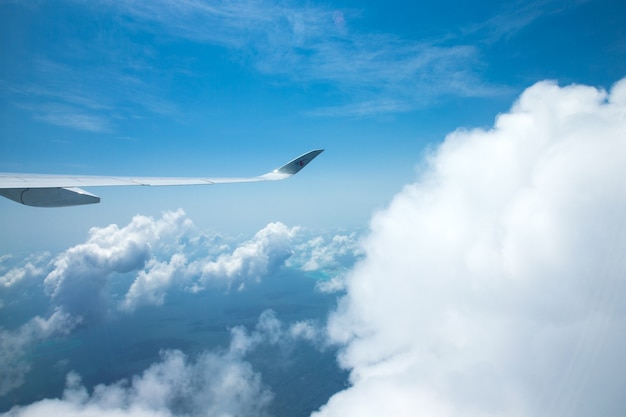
[0,149,323,207]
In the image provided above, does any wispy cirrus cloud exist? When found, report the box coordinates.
[7,55,180,133]
[462,0,592,43]
[96,0,595,116]
[31,104,112,133]
[7,66,115,133]
[90,0,501,115]
[4,0,593,128]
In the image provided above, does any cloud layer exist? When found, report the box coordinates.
[318,78,626,416]
[30,210,308,316]
[97,0,496,115]
[3,315,277,417]
[0,209,358,400]
[2,308,332,417]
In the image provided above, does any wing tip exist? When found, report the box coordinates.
[274,149,324,176]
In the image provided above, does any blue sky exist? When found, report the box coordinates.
[1,0,625,250]
[2,1,626,417]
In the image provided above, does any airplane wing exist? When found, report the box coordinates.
[0,149,323,207]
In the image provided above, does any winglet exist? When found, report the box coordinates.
[261,149,324,180]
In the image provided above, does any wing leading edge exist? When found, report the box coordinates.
[0,149,324,207]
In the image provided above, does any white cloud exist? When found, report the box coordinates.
[314,275,347,294]
[190,222,298,292]
[44,209,193,319]
[0,253,49,288]
[288,231,362,294]
[4,347,273,417]
[121,222,299,310]
[230,310,294,353]
[40,215,297,312]
[316,78,626,417]
[0,308,80,396]
[120,254,188,312]
[0,255,12,269]
[289,320,326,346]
[228,310,328,356]
[291,232,362,273]
[229,310,282,355]
[0,263,39,288]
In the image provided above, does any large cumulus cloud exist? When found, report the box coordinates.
[317,79,626,416]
